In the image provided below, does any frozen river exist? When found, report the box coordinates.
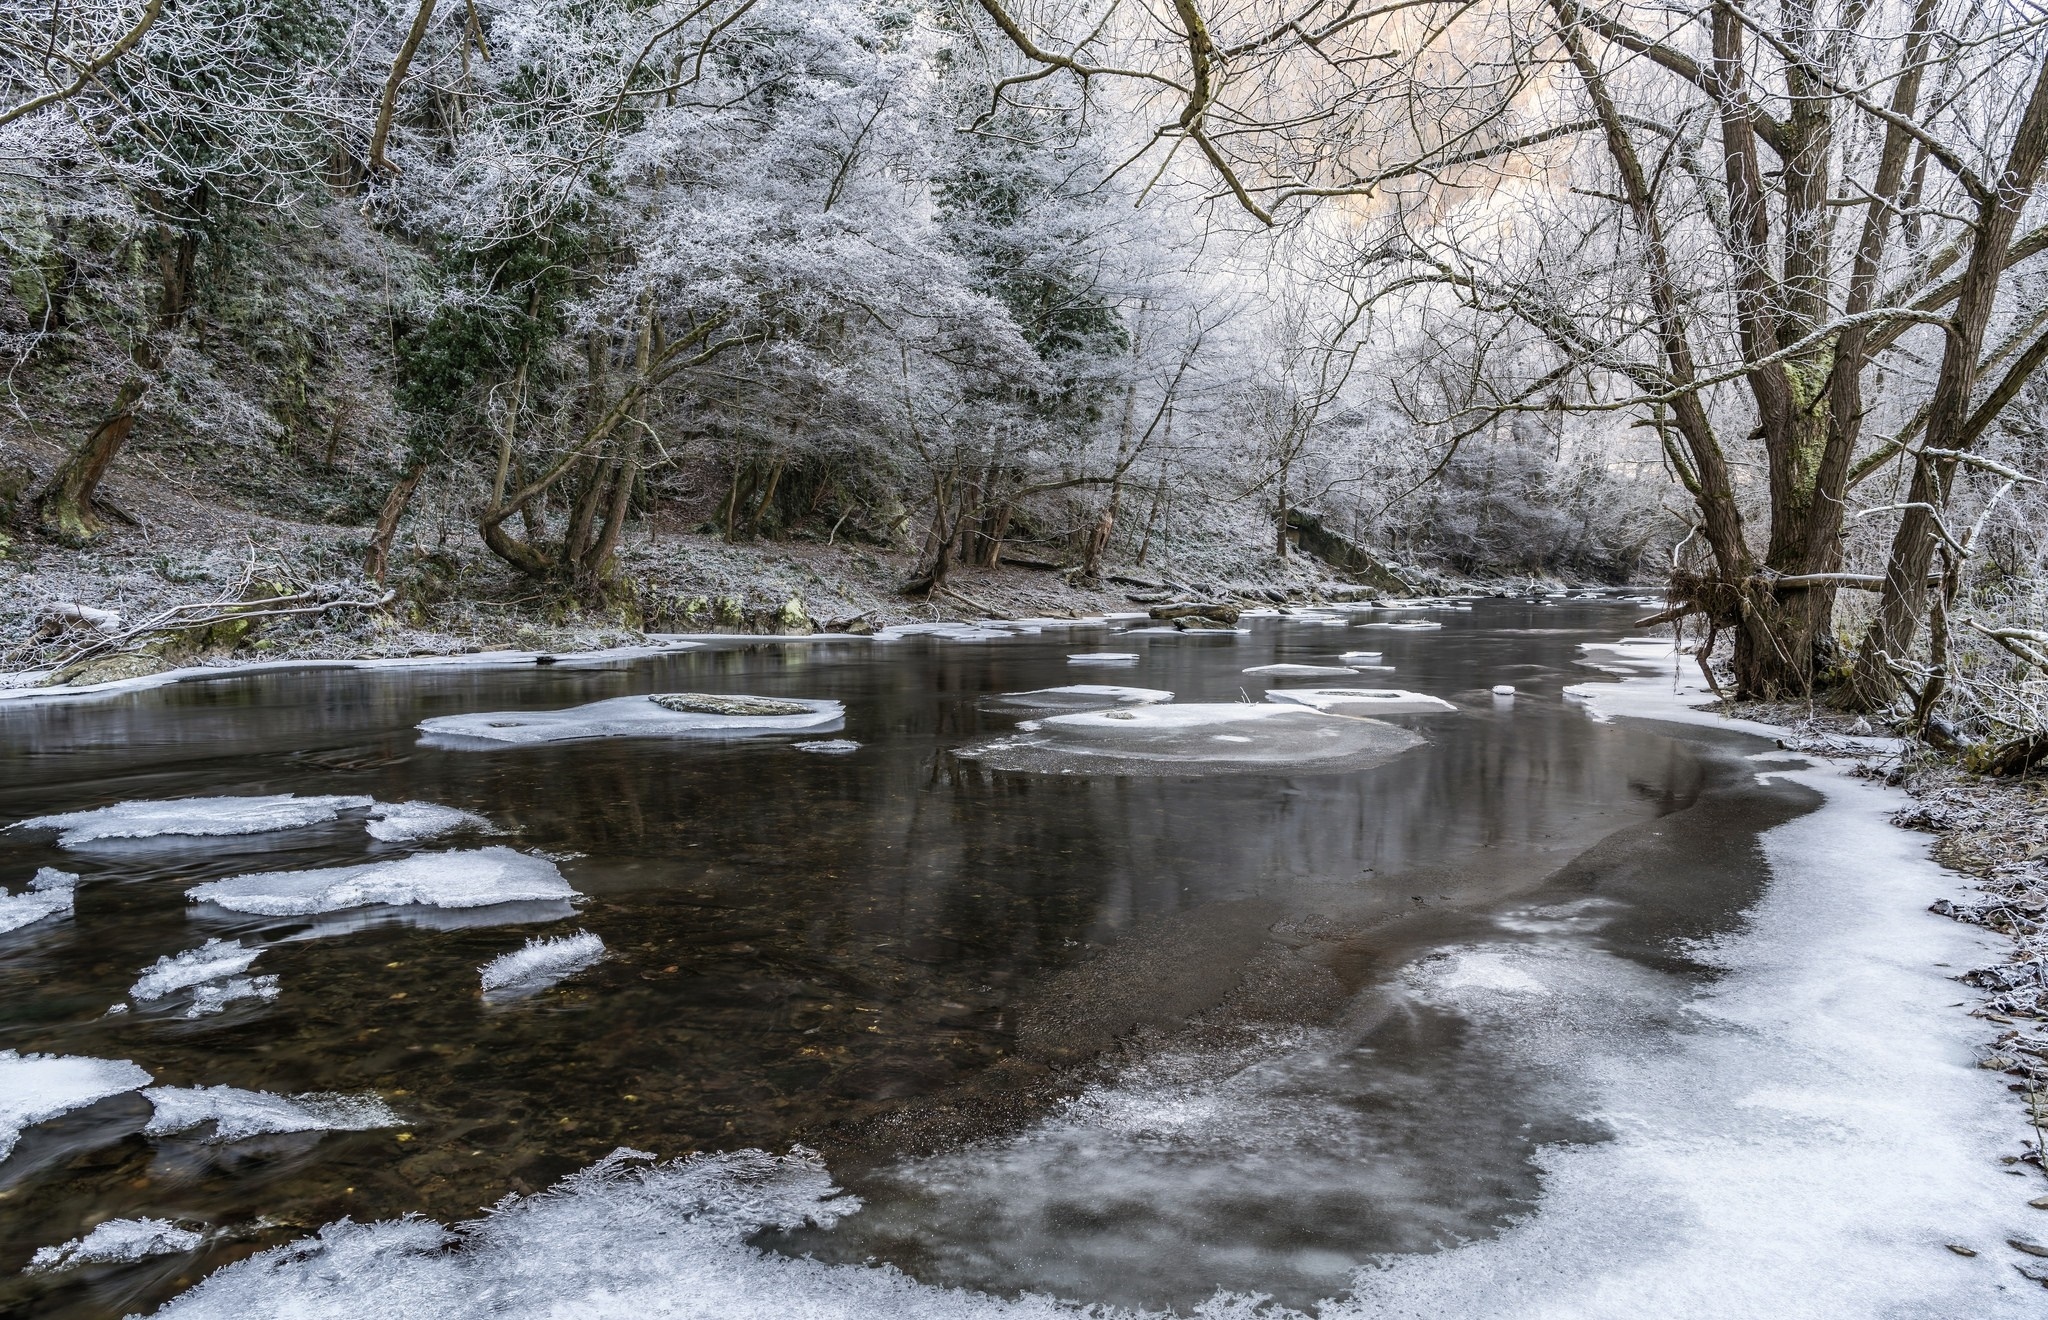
[0,598,2033,1317]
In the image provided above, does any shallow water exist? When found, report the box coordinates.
[0,599,1826,1317]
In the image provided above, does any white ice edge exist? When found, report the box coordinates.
[0,867,77,934]
[143,1085,403,1142]
[186,847,578,917]
[0,641,708,705]
[479,931,606,998]
[0,1050,152,1162]
[28,1218,203,1273]
[1261,688,1458,714]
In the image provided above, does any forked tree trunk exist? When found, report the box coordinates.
[38,375,146,545]
[365,457,427,584]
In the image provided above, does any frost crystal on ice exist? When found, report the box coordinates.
[144,1085,402,1142]
[479,931,606,999]
[187,847,578,916]
[0,1050,152,1161]
[11,794,375,846]
[0,867,77,934]
[27,1218,202,1273]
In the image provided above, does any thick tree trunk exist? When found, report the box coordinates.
[38,375,146,546]
[365,457,428,584]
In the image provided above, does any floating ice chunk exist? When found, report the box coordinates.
[11,794,375,846]
[1241,663,1359,678]
[1492,685,1517,696]
[187,848,577,917]
[479,930,605,1000]
[982,685,1175,713]
[1338,652,1383,664]
[0,1050,152,1161]
[1416,947,1554,998]
[1360,620,1443,631]
[131,939,263,1002]
[962,702,1424,776]
[27,1218,202,1272]
[417,694,843,747]
[143,1085,402,1142]
[1066,652,1140,666]
[365,801,491,842]
[183,977,281,1018]
[793,740,862,754]
[0,867,76,934]
[1261,688,1457,715]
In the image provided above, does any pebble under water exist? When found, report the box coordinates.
[0,599,1841,1317]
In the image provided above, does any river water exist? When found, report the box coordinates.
[0,599,2025,1318]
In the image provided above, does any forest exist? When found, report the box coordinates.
[3,0,2046,758]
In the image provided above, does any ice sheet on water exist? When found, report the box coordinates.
[1261,688,1457,715]
[960,702,1424,777]
[793,739,862,754]
[1065,652,1140,665]
[1240,663,1358,677]
[131,939,263,1002]
[981,685,1174,713]
[1337,652,1382,664]
[0,1050,152,1161]
[0,867,76,934]
[183,977,280,1017]
[417,694,843,747]
[27,1218,202,1273]
[11,794,375,846]
[479,931,605,1000]
[150,1147,1106,1320]
[186,848,577,917]
[1359,620,1442,631]
[143,1085,402,1142]
[365,801,492,842]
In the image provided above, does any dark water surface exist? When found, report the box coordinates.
[0,600,1814,1317]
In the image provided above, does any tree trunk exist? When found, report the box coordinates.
[37,375,146,546]
[364,457,428,584]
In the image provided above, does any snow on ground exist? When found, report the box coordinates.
[186,848,577,916]
[416,694,843,747]
[1261,688,1458,715]
[10,794,374,846]
[27,1218,203,1273]
[365,802,493,842]
[479,931,606,1000]
[142,1086,403,1142]
[0,867,76,934]
[0,1050,152,1161]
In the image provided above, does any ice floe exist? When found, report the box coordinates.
[1492,684,1517,697]
[479,931,606,1000]
[1065,653,1139,666]
[793,739,862,754]
[143,1085,403,1142]
[0,867,76,934]
[0,1050,152,1161]
[961,702,1424,776]
[1337,651,1383,664]
[416,693,843,747]
[27,1218,203,1272]
[131,939,263,1001]
[11,794,374,846]
[1261,688,1457,715]
[187,847,577,917]
[981,685,1174,713]
[1359,620,1443,631]
[1240,663,1359,677]
[365,801,492,842]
